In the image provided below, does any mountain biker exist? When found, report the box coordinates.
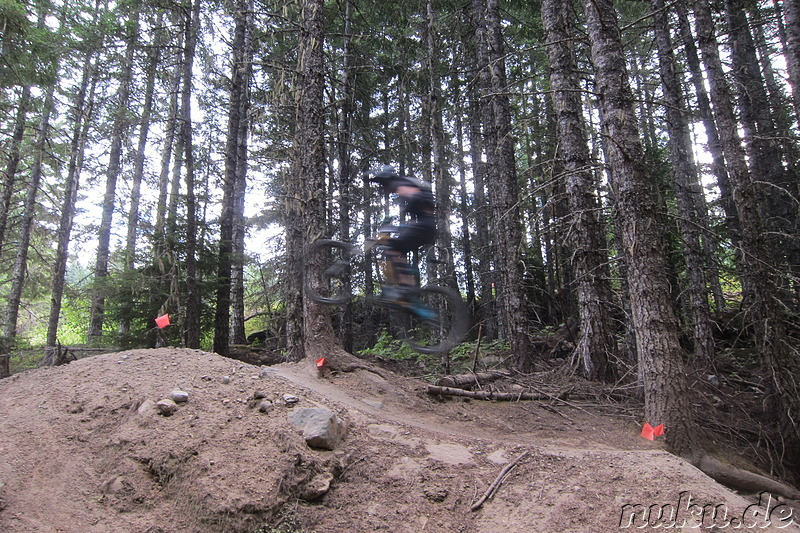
[368,165,437,318]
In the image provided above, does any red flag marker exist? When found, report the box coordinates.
[641,422,655,440]
[155,314,170,329]
[653,423,664,437]
[315,357,326,368]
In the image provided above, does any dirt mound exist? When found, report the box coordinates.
[0,348,796,532]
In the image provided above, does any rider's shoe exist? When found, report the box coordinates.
[409,299,437,320]
[376,286,405,306]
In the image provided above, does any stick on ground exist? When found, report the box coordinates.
[470,450,529,512]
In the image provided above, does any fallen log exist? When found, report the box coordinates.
[436,371,510,389]
[426,385,555,401]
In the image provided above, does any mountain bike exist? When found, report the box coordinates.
[304,222,470,354]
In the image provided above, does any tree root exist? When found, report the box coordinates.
[693,453,800,501]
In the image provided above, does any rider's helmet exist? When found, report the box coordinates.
[369,165,400,188]
[368,165,417,192]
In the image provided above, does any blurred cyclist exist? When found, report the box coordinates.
[368,165,437,318]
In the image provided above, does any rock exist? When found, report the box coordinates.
[170,390,189,403]
[155,399,179,416]
[287,407,347,450]
[300,472,334,501]
[258,400,275,413]
[136,399,156,415]
[283,393,300,405]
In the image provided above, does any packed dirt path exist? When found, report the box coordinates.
[0,348,797,532]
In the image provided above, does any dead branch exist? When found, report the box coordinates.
[427,385,553,401]
[470,451,529,511]
[436,370,511,389]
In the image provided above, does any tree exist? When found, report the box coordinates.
[652,0,714,362]
[3,83,55,353]
[214,0,253,356]
[583,0,699,458]
[180,0,202,349]
[542,0,616,381]
[470,0,532,370]
[695,0,800,476]
[88,4,140,340]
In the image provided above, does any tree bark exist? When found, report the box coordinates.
[4,85,56,349]
[88,6,140,339]
[47,47,98,350]
[471,0,532,370]
[584,0,699,458]
[0,85,30,259]
[181,0,201,348]
[695,0,800,475]
[652,0,715,362]
[542,0,617,381]
[214,0,251,356]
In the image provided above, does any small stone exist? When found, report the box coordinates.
[155,399,179,416]
[221,376,231,384]
[258,400,275,413]
[170,390,189,403]
[300,472,333,502]
[137,399,156,415]
[283,394,300,405]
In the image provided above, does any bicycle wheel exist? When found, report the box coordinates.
[393,285,470,354]
[304,239,354,304]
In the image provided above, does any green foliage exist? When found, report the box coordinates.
[0,0,61,86]
[358,329,418,361]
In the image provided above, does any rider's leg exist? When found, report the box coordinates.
[387,250,414,288]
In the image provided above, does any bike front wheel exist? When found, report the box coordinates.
[392,285,470,354]
[304,239,353,304]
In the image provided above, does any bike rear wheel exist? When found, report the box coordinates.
[392,285,470,354]
[304,239,353,304]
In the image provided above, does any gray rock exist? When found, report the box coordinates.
[287,407,347,450]
[300,472,334,501]
[156,399,179,416]
[282,393,300,405]
[137,399,156,415]
[170,390,189,403]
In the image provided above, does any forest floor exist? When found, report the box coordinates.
[0,347,798,532]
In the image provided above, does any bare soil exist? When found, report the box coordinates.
[0,348,797,532]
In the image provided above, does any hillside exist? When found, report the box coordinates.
[0,348,797,532]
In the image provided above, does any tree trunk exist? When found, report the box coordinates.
[652,0,715,363]
[781,0,800,128]
[471,0,532,370]
[4,85,56,350]
[584,0,699,458]
[47,49,98,350]
[88,6,140,340]
[425,0,457,289]
[542,0,616,381]
[676,3,738,311]
[695,0,800,476]
[181,0,201,348]
[214,0,250,356]
[0,85,30,259]
[292,0,362,371]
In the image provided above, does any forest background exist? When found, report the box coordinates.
[2,0,800,488]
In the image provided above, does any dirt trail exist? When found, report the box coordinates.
[0,348,797,533]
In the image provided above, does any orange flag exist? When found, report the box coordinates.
[641,422,665,440]
[155,314,170,329]
[315,357,326,368]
